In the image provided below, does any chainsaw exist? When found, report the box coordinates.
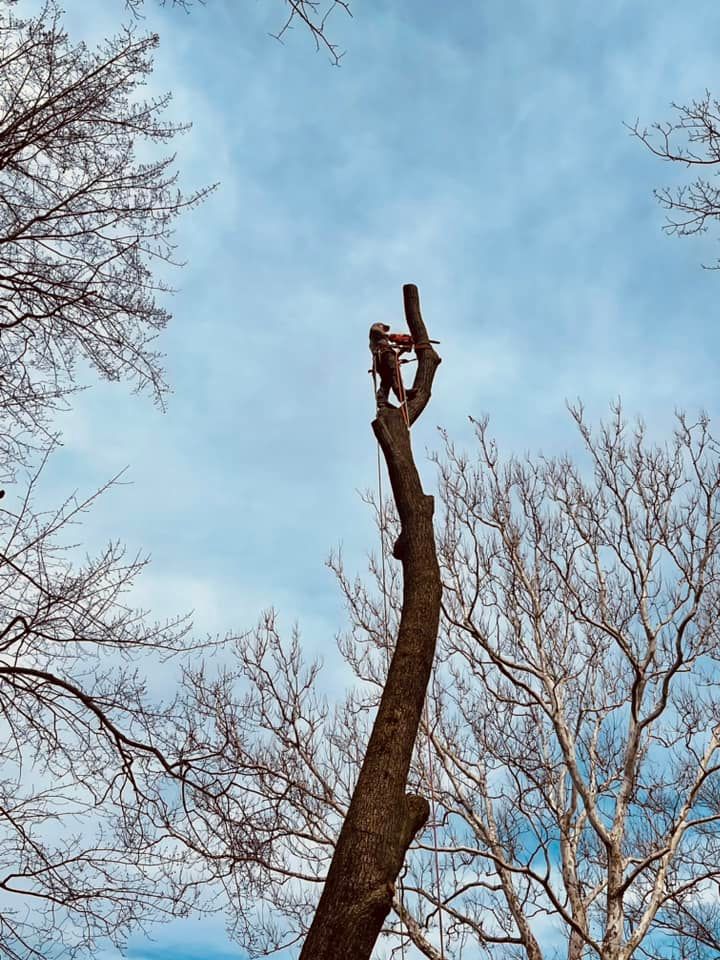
[387,332,440,350]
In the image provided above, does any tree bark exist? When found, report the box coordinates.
[299,284,442,960]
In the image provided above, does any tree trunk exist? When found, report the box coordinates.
[299,284,442,960]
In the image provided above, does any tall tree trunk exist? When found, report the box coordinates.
[299,284,442,960]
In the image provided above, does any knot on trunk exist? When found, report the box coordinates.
[349,882,397,927]
[400,793,430,850]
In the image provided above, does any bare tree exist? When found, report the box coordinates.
[298,285,442,959]
[0,0,212,470]
[208,405,720,960]
[630,93,720,266]
[179,286,443,960]
[0,2,362,954]
[125,0,353,65]
[0,446,256,959]
[0,5,253,956]
[419,406,720,960]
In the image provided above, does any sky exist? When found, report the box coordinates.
[20,0,720,956]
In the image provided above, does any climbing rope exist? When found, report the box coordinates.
[376,440,390,665]
[424,693,445,959]
[399,864,408,960]
[374,415,446,960]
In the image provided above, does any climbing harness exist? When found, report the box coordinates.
[375,416,446,960]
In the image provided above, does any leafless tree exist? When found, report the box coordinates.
[0,0,212,472]
[630,93,720,266]
[0,5,257,956]
[297,285,441,959]
[0,1,362,954]
[125,0,353,65]
[208,405,720,960]
[0,444,260,959]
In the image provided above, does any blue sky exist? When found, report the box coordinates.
[28,0,720,956]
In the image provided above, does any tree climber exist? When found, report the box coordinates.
[368,322,415,407]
